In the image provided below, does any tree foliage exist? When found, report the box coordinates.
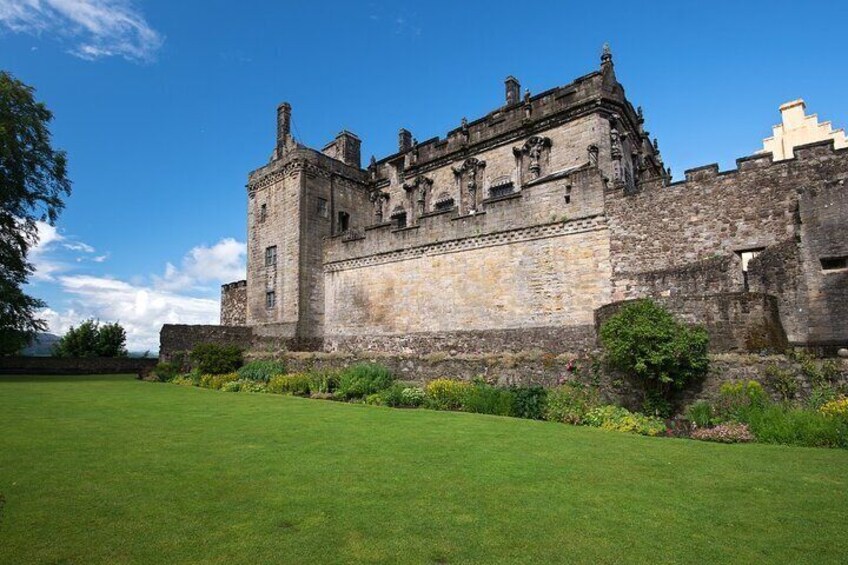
[600,299,709,398]
[53,319,128,358]
[0,71,71,354]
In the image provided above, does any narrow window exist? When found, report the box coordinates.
[737,248,764,291]
[337,211,350,233]
[317,197,328,218]
[434,198,454,212]
[259,203,267,223]
[265,245,277,267]
[820,257,847,271]
[490,181,514,199]
[565,186,572,204]
[265,290,276,308]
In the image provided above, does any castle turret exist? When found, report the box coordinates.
[276,102,292,155]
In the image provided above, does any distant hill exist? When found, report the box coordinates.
[19,333,61,356]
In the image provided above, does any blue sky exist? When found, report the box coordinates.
[2,0,847,350]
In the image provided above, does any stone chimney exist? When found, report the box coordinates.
[398,128,412,152]
[276,102,292,153]
[505,76,520,106]
[334,130,361,168]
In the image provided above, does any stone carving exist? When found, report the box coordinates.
[514,136,552,180]
[452,158,486,213]
[370,191,389,223]
[403,176,433,217]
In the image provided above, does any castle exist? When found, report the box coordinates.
[164,47,848,358]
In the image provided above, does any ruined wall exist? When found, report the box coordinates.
[594,293,787,353]
[159,324,253,362]
[606,141,848,346]
[220,280,247,326]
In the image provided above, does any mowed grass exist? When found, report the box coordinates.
[1,376,847,564]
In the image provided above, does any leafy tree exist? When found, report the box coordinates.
[600,299,709,413]
[0,71,71,355]
[53,319,128,358]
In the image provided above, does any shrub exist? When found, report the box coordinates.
[221,379,266,393]
[685,401,714,428]
[379,383,425,408]
[743,404,848,448]
[544,383,599,424]
[171,374,197,387]
[765,364,798,402]
[510,385,548,420]
[820,397,848,419]
[198,372,239,390]
[267,373,313,396]
[714,380,767,423]
[151,362,179,383]
[690,423,755,443]
[308,370,341,394]
[582,405,666,436]
[808,384,840,410]
[600,299,709,402]
[335,364,394,400]
[425,378,472,411]
[237,359,285,382]
[190,344,243,375]
[462,381,515,416]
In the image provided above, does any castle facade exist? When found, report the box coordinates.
[213,48,847,356]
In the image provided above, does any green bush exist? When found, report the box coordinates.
[685,401,714,428]
[510,385,548,420]
[267,373,313,396]
[237,359,285,382]
[151,362,179,383]
[765,364,798,402]
[308,370,341,394]
[198,373,239,390]
[171,374,197,387]
[742,404,848,448]
[600,299,709,402]
[335,364,394,400]
[582,405,666,436]
[714,380,768,423]
[379,383,425,408]
[424,378,472,411]
[544,383,600,424]
[221,379,267,393]
[462,381,515,416]
[190,344,243,375]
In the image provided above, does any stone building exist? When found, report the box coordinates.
[197,47,847,358]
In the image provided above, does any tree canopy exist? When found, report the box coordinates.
[0,70,71,355]
[53,319,128,358]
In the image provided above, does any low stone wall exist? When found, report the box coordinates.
[279,351,846,411]
[323,325,596,355]
[0,356,157,377]
[594,293,788,353]
[159,324,253,362]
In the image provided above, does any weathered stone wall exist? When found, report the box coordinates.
[0,356,157,377]
[606,142,848,347]
[159,324,253,362]
[594,293,788,353]
[220,280,247,325]
[278,351,847,411]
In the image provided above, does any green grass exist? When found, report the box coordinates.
[1,375,847,564]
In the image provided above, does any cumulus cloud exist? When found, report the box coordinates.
[154,238,246,292]
[37,237,245,351]
[0,0,163,62]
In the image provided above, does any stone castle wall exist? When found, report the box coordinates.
[220,280,247,325]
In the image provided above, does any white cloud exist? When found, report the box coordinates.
[154,238,246,292]
[44,274,219,351]
[30,220,97,281]
[0,0,163,62]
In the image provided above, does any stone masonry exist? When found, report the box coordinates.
[179,46,847,360]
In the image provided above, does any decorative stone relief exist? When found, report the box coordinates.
[369,190,389,223]
[588,144,599,168]
[452,158,486,214]
[513,136,552,181]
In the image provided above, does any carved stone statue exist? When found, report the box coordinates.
[370,191,388,223]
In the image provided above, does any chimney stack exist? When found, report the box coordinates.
[277,102,292,153]
[505,76,520,106]
[334,131,361,168]
[398,128,412,152]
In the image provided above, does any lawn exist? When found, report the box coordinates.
[1,376,846,564]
